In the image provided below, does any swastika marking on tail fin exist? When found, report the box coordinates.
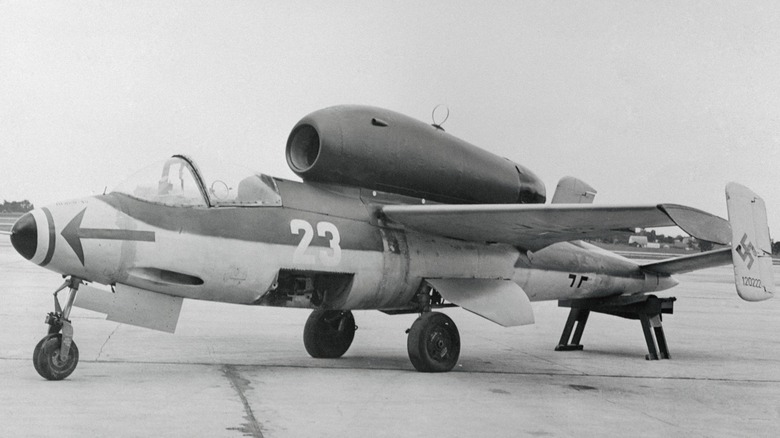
[736,233,756,269]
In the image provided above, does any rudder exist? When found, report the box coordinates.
[726,182,775,301]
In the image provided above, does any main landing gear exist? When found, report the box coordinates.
[302,306,462,373]
[33,277,81,380]
[303,310,357,358]
[407,312,460,372]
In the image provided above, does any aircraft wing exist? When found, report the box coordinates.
[381,203,731,251]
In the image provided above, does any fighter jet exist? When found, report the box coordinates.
[8,105,775,380]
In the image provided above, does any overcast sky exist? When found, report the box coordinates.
[1,1,778,235]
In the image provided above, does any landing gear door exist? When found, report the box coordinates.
[425,279,534,327]
[74,283,183,333]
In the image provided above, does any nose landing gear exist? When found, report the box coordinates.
[33,277,81,380]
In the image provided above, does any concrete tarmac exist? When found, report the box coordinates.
[1,235,779,437]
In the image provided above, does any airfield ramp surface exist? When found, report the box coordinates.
[1,235,778,437]
[0,212,22,233]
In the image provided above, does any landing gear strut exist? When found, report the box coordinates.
[407,312,460,372]
[555,294,675,360]
[33,277,81,380]
[303,310,357,358]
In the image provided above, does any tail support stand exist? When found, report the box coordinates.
[554,308,589,351]
[555,295,675,360]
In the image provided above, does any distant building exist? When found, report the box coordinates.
[672,237,693,250]
[628,236,649,247]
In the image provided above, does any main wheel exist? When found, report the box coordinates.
[33,333,79,380]
[303,310,356,358]
[407,312,460,372]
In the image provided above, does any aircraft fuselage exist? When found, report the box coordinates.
[17,178,676,313]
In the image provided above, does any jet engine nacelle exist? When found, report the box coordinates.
[286,105,546,204]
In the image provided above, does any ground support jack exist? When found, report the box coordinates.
[555,295,676,360]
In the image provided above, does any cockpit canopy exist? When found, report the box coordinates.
[111,155,282,207]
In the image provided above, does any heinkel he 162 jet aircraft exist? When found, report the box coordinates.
[8,105,775,380]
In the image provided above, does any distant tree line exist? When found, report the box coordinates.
[590,228,728,252]
[591,229,687,245]
[592,227,780,256]
[1,200,34,213]
[635,229,686,244]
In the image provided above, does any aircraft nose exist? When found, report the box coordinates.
[11,212,37,260]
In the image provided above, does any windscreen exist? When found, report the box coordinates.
[112,156,282,207]
[112,157,207,207]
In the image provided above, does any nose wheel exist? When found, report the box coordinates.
[33,333,79,380]
[33,278,81,380]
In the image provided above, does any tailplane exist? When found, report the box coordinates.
[726,182,775,301]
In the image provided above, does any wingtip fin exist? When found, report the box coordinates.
[657,204,731,245]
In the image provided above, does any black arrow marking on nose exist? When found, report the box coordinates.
[61,208,155,266]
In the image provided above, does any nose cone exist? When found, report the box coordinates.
[11,213,37,260]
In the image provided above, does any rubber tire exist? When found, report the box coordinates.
[407,312,460,372]
[33,333,79,380]
[303,310,356,359]
[33,334,59,377]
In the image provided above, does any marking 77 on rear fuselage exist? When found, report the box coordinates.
[568,274,589,288]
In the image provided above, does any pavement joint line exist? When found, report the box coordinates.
[222,364,264,438]
[470,334,586,375]
[601,396,687,431]
[95,324,120,361]
[4,357,780,384]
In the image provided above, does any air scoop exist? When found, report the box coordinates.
[11,212,37,260]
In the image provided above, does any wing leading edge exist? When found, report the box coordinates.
[381,203,731,251]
